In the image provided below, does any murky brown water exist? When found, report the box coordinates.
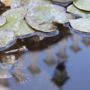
[0,1,90,90]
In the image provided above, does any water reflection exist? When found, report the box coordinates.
[24,24,70,51]
[28,52,41,75]
[44,47,57,66]
[0,53,16,79]
[57,38,68,61]
[0,22,71,90]
[52,63,69,87]
[0,85,10,90]
[0,24,90,90]
[0,46,26,80]
[12,69,26,83]
[70,34,81,53]
[0,78,9,87]
[82,37,90,46]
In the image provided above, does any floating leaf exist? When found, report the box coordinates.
[25,3,69,32]
[0,30,15,48]
[67,4,90,18]
[73,0,90,11]
[2,6,27,21]
[0,20,35,37]
[69,18,90,33]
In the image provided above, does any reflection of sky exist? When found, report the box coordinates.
[64,47,90,90]
[12,71,59,90]
[2,32,90,90]
[0,32,90,90]
[0,34,88,90]
[0,85,10,90]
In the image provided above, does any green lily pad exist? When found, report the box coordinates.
[53,12,74,24]
[30,0,51,4]
[2,6,27,21]
[11,0,30,8]
[0,30,15,48]
[25,3,69,32]
[73,0,90,11]
[10,20,35,36]
[0,20,35,37]
[11,0,51,8]
[69,18,90,33]
[67,4,90,18]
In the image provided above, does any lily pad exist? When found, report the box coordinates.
[73,0,90,11]
[0,30,16,51]
[0,16,6,26]
[25,3,69,32]
[2,6,27,21]
[53,12,75,24]
[10,20,35,37]
[69,18,90,33]
[29,0,51,4]
[11,0,51,8]
[30,0,51,3]
[0,20,35,37]
[11,0,31,8]
[67,4,90,18]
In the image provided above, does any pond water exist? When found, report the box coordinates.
[0,1,90,90]
[0,23,89,90]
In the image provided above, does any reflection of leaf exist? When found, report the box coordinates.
[12,70,26,83]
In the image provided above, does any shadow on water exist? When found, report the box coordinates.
[24,24,71,51]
